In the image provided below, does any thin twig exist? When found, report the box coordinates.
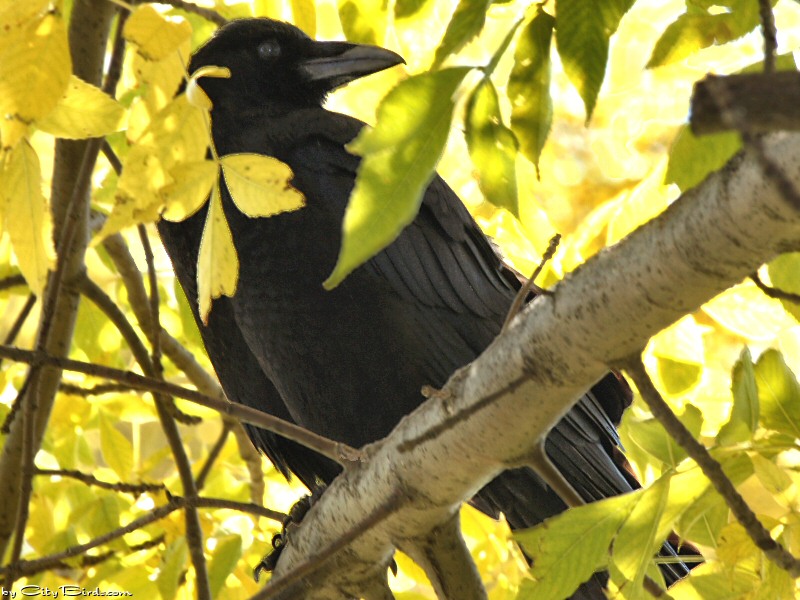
[0,294,37,370]
[0,344,358,467]
[758,0,778,74]
[0,274,26,292]
[34,468,165,495]
[620,355,800,577]
[0,495,284,579]
[2,295,36,346]
[59,382,139,396]
[750,271,800,304]
[502,234,560,332]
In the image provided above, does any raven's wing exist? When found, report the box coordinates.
[158,213,339,490]
[289,112,635,497]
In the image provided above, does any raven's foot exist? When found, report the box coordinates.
[254,490,322,581]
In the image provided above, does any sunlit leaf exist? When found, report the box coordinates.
[186,66,231,110]
[395,0,428,19]
[290,0,316,37]
[611,475,669,589]
[767,253,800,323]
[156,537,188,600]
[703,282,796,342]
[515,491,639,599]
[326,67,471,288]
[162,160,218,221]
[124,4,192,61]
[221,154,305,217]
[555,0,633,121]
[197,183,238,322]
[718,348,759,445]
[626,404,702,469]
[432,0,491,69]
[667,562,759,599]
[465,78,518,215]
[508,9,554,173]
[650,315,706,396]
[0,11,71,149]
[337,0,387,45]
[750,453,792,496]
[208,535,242,597]
[100,414,133,480]
[1,139,54,295]
[665,127,740,192]
[37,75,125,139]
[647,0,771,68]
[716,521,758,568]
[754,349,800,439]
[100,95,209,239]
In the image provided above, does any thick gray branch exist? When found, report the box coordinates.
[265,133,800,598]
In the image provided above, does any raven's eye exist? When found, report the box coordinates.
[257,40,281,60]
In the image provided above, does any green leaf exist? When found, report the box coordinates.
[611,475,670,590]
[767,253,800,322]
[395,0,428,19]
[99,414,133,480]
[626,405,702,469]
[508,9,554,173]
[717,347,759,445]
[555,0,634,121]
[325,67,472,289]
[754,349,800,439]
[157,537,188,600]
[665,127,740,191]
[647,0,771,68]
[514,491,639,600]
[208,535,242,597]
[750,453,792,496]
[337,0,386,45]
[465,78,518,215]
[651,315,706,396]
[432,0,492,69]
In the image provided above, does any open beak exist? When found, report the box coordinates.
[298,42,405,90]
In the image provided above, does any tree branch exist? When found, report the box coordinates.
[0,344,358,467]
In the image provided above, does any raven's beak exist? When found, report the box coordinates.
[299,42,405,90]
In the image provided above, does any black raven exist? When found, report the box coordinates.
[158,18,691,597]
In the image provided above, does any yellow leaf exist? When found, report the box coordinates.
[220,154,305,217]
[186,66,231,110]
[0,0,51,27]
[1,140,54,295]
[197,184,238,323]
[162,160,218,221]
[99,414,133,480]
[37,75,125,139]
[0,12,71,149]
[124,4,192,61]
[99,96,208,240]
[137,95,209,163]
[127,46,190,141]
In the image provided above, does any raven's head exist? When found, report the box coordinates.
[189,18,405,111]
